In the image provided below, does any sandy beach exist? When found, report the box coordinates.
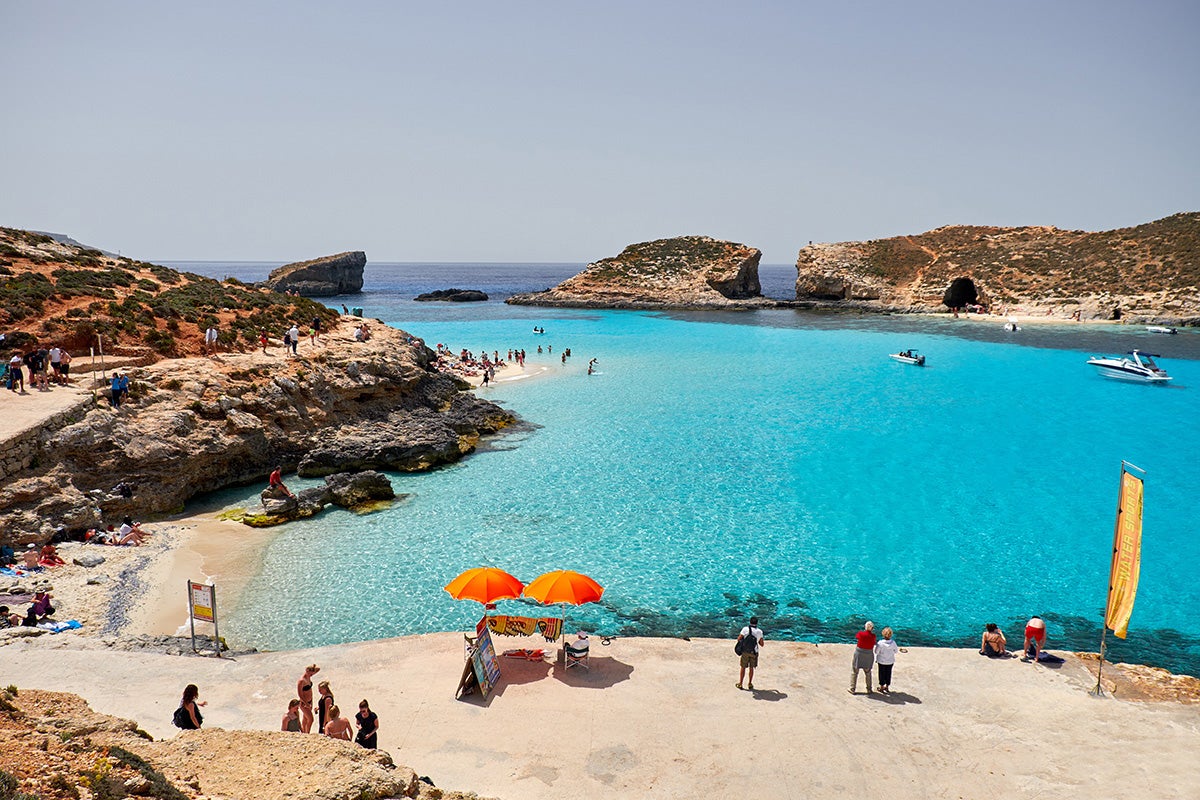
[1,514,1197,799]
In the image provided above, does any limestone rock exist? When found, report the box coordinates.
[261,251,366,296]
[507,236,768,309]
[73,553,106,568]
[325,470,395,507]
[415,288,490,302]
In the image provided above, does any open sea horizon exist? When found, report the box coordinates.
[169,261,1200,678]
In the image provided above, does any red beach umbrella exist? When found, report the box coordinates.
[522,570,605,606]
[444,567,525,604]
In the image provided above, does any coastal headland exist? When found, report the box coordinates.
[508,213,1200,324]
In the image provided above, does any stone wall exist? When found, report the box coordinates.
[0,398,92,482]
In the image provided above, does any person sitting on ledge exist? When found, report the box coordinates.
[39,544,65,567]
[980,622,1008,657]
[268,466,296,499]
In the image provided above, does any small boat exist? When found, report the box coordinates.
[1004,319,1021,332]
[1146,325,1178,335]
[1086,350,1173,383]
[889,349,926,366]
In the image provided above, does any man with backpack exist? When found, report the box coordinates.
[735,616,765,690]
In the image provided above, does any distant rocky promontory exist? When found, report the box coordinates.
[507,236,769,309]
[415,288,489,302]
[261,251,365,296]
[796,213,1200,323]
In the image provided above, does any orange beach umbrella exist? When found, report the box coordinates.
[522,570,605,606]
[444,567,525,604]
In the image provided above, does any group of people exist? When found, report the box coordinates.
[281,665,378,747]
[735,615,1055,696]
[83,516,150,546]
[5,345,72,393]
[0,585,56,629]
[109,372,130,408]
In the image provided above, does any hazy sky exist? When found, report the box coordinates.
[2,1,1198,264]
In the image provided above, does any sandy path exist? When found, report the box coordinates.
[2,634,1197,799]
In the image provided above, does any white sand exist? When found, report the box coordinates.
[3,632,1198,799]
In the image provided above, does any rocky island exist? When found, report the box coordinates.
[795,213,1200,323]
[260,250,366,296]
[507,236,770,309]
[0,228,513,546]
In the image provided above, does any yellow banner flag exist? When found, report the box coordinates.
[1104,469,1143,639]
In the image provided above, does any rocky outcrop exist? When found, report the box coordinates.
[261,251,366,296]
[239,470,399,527]
[507,236,769,309]
[415,288,489,302]
[0,320,516,546]
[795,213,1200,323]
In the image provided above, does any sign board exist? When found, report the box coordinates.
[471,620,502,699]
[186,580,220,656]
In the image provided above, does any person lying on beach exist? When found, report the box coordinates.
[323,705,353,740]
[39,545,65,567]
[980,623,1008,657]
[116,517,147,546]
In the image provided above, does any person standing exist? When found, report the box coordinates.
[58,348,71,384]
[1022,616,1046,662]
[849,620,876,694]
[354,699,378,748]
[316,680,335,734]
[204,325,219,355]
[7,354,23,392]
[178,684,205,729]
[310,316,321,345]
[297,664,320,733]
[736,616,764,691]
[874,627,899,693]
[48,345,63,383]
[287,323,300,356]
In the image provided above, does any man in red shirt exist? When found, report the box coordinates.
[850,621,876,694]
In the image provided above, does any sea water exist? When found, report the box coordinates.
[171,262,1200,676]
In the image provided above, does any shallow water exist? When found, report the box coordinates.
[178,263,1200,676]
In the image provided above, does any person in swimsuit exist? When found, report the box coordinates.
[980,623,1008,657]
[39,545,65,567]
[297,664,319,732]
[323,705,352,740]
[1023,616,1047,662]
[316,680,334,734]
[354,699,378,749]
[281,699,302,732]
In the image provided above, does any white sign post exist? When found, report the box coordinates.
[187,580,220,656]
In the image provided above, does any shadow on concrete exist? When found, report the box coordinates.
[867,690,922,705]
[749,688,788,702]
[551,655,634,689]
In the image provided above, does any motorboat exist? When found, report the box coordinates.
[1004,319,1021,332]
[1086,350,1173,383]
[889,349,926,366]
[1146,325,1178,335]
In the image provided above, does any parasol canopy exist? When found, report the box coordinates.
[444,567,525,604]
[522,570,605,606]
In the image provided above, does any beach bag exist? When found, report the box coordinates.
[172,706,189,728]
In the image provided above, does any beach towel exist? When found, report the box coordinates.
[538,617,563,642]
[35,619,82,633]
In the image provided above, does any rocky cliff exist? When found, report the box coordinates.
[507,236,768,309]
[795,213,1200,323]
[261,251,366,296]
[0,320,515,545]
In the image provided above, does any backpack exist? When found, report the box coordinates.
[172,706,190,729]
[735,626,758,656]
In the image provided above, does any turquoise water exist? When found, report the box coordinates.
[182,264,1200,676]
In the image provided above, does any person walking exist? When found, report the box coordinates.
[287,323,300,356]
[849,620,876,694]
[177,684,205,729]
[204,325,219,355]
[874,627,900,693]
[735,616,764,690]
[354,699,379,749]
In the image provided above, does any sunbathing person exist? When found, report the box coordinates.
[0,606,20,627]
[980,623,1008,657]
[21,546,42,570]
[39,544,65,567]
[116,518,146,546]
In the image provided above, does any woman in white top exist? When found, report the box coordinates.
[874,627,900,693]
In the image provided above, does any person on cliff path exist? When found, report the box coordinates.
[736,616,764,690]
[204,325,219,356]
[287,324,300,355]
[311,316,321,345]
[849,621,876,694]
[177,684,205,729]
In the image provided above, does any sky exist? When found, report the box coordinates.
[2,1,1198,264]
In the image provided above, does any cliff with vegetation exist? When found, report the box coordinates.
[795,213,1200,323]
[507,236,769,309]
[0,228,514,546]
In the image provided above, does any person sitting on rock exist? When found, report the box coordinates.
[38,544,65,567]
[31,587,55,619]
[268,467,296,499]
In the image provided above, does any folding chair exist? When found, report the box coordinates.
[564,643,590,671]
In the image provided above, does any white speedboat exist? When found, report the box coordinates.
[1004,319,1021,332]
[1086,350,1173,383]
[889,349,926,366]
[1146,325,1178,335]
